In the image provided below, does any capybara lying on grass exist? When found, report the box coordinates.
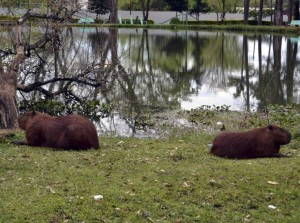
[210,125,291,159]
[16,111,99,150]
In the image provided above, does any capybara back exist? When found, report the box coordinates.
[17,111,99,150]
[210,125,291,159]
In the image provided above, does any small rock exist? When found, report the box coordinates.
[93,195,104,200]
[267,181,279,185]
[209,179,217,186]
[268,205,277,209]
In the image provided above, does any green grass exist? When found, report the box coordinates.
[1,132,300,222]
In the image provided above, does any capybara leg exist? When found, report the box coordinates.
[12,140,28,146]
[271,153,289,158]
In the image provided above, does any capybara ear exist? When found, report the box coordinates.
[268,124,273,130]
[32,111,37,116]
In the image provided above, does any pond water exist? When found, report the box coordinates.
[71,27,300,137]
[15,27,300,137]
[80,27,300,111]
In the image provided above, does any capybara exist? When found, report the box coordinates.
[16,111,99,150]
[210,125,291,159]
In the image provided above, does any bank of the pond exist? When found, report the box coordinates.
[1,16,300,36]
[69,22,300,36]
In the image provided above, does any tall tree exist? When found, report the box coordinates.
[189,0,210,20]
[274,0,283,25]
[287,0,293,23]
[107,0,118,23]
[294,0,300,20]
[141,0,151,21]
[258,0,263,25]
[88,0,109,19]
[205,0,234,22]
[244,0,250,24]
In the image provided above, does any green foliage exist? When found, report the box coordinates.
[170,17,181,25]
[189,0,210,18]
[184,20,272,26]
[88,0,109,17]
[119,0,169,10]
[0,15,19,21]
[165,0,188,12]
[179,105,300,139]
[184,105,231,125]
[267,105,300,126]
[248,9,274,19]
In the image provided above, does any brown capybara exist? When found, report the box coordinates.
[210,125,291,159]
[16,111,99,150]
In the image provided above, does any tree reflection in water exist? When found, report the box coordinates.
[14,27,300,136]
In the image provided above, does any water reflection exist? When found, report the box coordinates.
[91,28,299,112]
[12,26,300,136]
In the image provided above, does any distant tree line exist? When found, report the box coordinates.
[1,0,299,25]
[89,0,300,25]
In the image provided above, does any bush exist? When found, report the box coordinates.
[185,20,272,26]
[170,17,181,25]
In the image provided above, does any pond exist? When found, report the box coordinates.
[78,27,300,111]
[14,27,300,137]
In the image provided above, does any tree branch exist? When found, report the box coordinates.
[17,77,103,93]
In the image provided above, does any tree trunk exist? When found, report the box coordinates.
[0,27,25,128]
[272,35,283,104]
[243,36,250,111]
[287,0,293,23]
[258,0,263,25]
[221,0,226,22]
[244,0,250,24]
[294,0,300,20]
[109,28,118,66]
[108,0,118,24]
[141,0,150,21]
[286,39,296,103]
[0,81,18,129]
[274,0,283,26]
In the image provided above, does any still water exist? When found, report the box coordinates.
[77,27,300,112]
[15,27,300,136]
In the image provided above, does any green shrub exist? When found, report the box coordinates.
[184,20,272,26]
[170,17,181,25]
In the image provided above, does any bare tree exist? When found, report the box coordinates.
[0,0,107,128]
[0,26,24,128]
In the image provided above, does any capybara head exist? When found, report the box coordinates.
[18,111,51,130]
[267,124,292,145]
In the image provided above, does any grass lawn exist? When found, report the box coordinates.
[1,130,300,222]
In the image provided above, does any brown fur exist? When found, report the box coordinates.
[210,125,291,159]
[16,111,99,150]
